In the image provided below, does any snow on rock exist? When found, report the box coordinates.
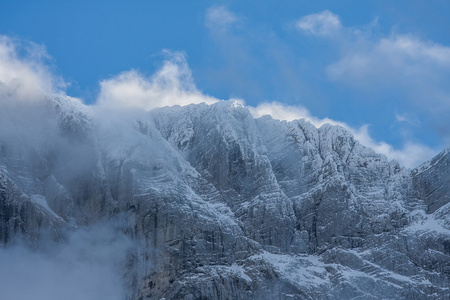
[1,98,450,299]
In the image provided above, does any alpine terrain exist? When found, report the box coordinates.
[1,92,450,300]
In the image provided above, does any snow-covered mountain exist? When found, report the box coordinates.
[1,95,449,299]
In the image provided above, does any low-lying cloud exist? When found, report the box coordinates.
[0,223,131,300]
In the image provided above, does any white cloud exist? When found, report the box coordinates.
[0,224,131,300]
[296,10,342,36]
[97,51,217,111]
[296,11,450,114]
[351,125,436,168]
[205,6,238,30]
[324,32,450,149]
[295,11,450,101]
[395,113,408,123]
[395,112,421,127]
[0,35,65,100]
[248,101,344,128]
[98,46,435,167]
[295,11,450,157]
[249,102,436,168]
[0,34,436,168]
[327,34,450,90]
[96,43,438,168]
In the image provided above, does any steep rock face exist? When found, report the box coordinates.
[413,148,450,213]
[0,96,72,244]
[0,173,64,244]
[151,102,296,253]
[255,116,409,252]
[1,98,450,299]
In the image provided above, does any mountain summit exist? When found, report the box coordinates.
[1,97,449,299]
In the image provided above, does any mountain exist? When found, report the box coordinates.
[1,95,449,299]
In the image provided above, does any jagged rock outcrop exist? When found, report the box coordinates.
[1,97,450,299]
[412,148,450,213]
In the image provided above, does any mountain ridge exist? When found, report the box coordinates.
[1,96,449,299]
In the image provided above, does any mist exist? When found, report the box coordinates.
[0,223,132,300]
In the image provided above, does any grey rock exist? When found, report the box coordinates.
[1,98,450,299]
[413,148,450,213]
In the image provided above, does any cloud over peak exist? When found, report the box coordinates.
[0,33,439,168]
[249,102,436,168]
[0,35,65,100]
[97,51,217,111]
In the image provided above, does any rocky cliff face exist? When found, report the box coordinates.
[413,148,450,213]
[1,96,450,299]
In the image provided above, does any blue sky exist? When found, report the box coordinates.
[1,0,450,167]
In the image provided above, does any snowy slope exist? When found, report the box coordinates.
[1,97,450,299]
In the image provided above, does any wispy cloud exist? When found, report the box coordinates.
[205,6,238,31]
[293,10,450,163]
[327,35,450,92]
[296,11,450,144]
[296,10,342,36]
[0,33,437,168]
[0,223,131,300]
[0,35,65,100]
[395,112,420,127]
[97,51,217,111]
[203,5,267,100]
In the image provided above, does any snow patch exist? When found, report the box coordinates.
[250,252,329,287]
[406,209,450,235]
